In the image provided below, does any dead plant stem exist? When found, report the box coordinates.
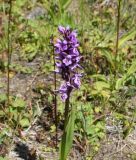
[7,0,12,108]
[115,0,121,56]
[53,39,58,148]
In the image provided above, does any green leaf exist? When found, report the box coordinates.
[19,118,30,128]
[91,74,107,81]
[12,98,26,108]
[0,94,7,103]
[127,60,136,76]
[119,28,136,47]
[93,81,110,91]
[115,76,126,90]
[59,0,70,8]
[62,0,72,10]
[100,48,115,69]
[86,125,96,135]
[115,60,136,89]
[60,106,76,160]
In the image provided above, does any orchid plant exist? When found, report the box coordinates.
[53,26,82,160]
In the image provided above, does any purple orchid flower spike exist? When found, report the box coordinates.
[54,26,82,101]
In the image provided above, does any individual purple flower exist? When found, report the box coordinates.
[59,83,68,93]
[61,93,68,101]
[54,26,82,101]
[63,55,72,66]
[59,82,72,102]
[71,74,82,89]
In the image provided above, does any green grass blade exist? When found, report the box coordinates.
[63,0,72,10]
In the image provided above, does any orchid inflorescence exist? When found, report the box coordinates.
[54,26,82,101]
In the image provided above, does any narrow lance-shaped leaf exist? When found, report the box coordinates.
[127,60,136,76]
[60,106,76,160]
[118,28,136,47]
